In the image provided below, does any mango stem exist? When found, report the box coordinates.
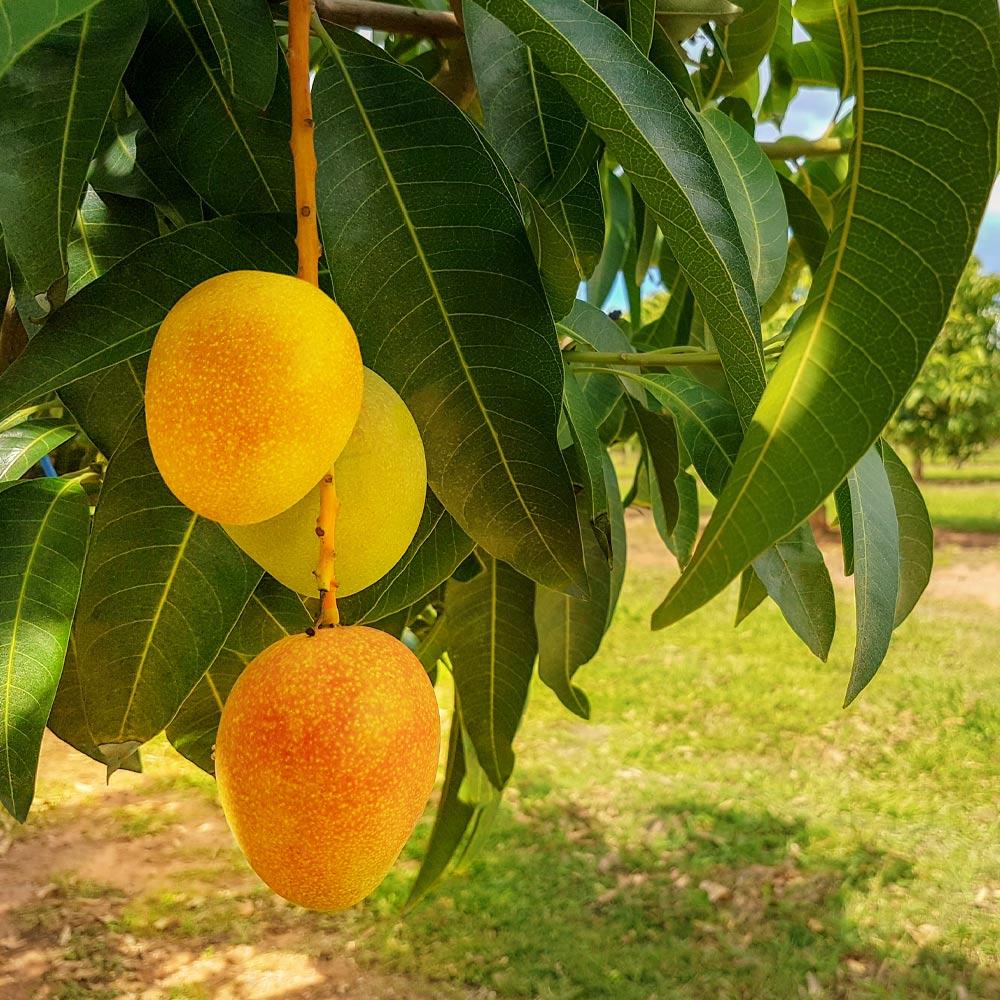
[288,0,340,627]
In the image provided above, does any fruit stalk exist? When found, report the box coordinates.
[288,0,340,626]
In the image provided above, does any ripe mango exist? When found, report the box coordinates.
[145,271,363,524]
[214,626,440,911]
[224,369,426,596]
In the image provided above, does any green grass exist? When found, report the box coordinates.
[334,525,1000,999]
[919,481,1000,533]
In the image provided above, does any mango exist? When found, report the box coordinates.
[214,626,440,911]
[224,369,426,596]
[145,271,363,524]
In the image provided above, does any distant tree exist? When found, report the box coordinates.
[889,258,1000,478]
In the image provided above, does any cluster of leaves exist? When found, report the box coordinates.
[0,0,997,905]
[888,258,1000,473]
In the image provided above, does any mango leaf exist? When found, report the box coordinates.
[89,115,203,227]
[0,0,146,302]
[795,0,852,97]
[474,0,764,427]
[880,442,932,628]
[562,371,609,523]
[667,469,699,567]
[313,30,586,596]
[629,401,680,540]
[68,188,158,296]
[777,174,829,273]
[167,577,310,774]
[787,40,837,87]
[536,454,625,718]
[0,418,76,483]
[466,2,593,197]
[702,0,781,96]
[843,447,898,705]
[612,369,835,656]
[446,552,537,789]
[834,480,854,575]
[0,477,88,821]
[699,109,788,305]
[72,418,261,765]
[655,0,1000,629]
[407,693,501,906]
[47,635,141,774]
[655,0,741,42]
[0,215,295,427]
[586,170,632,309]
[191,0,278,108]
[0,0,103,80]
[735,565,768,625]
[126,0,293,215]
[339,492,475,626]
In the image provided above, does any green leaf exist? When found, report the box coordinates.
[68,188,158,296]
[586,169,631,308]
[465,2,592,196]
[655,0,741,42]
[880,441,932,628]
[167,577,310,774]
[89,115,202,228]
[0,0,146,301]
[699,109,788,305]
[777,175,829,274]
[629,400,680,539]
[655,0,1000,629]
[667,469,699,567]
[445,553,538,789]
[0,215,295,430]
[474,0,765,426]
[702,0,780,96]
[562,370,609,523]
[843,446,899,705]
[734,566,768,625]
[0,0,102,79]
[47,635,141,774]
[0,477,88,821]
[72,418,261,762]
[338,492,475,626]
[834,479,854,574]
[407,693,501,907]
[191,0,278,108]
[795,0,853,97]
[523,187,589,320]
[126,0,293,215]
[536,454,625,718]
[0,418,75,483]
[313,31,586,596]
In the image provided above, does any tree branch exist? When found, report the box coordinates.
[759,136,852,160]
[313,0,462,38]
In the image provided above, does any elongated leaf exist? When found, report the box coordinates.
[191,0,278,108]
[629,401,680,540]
[699,109,788,305]
[126,0,293,215]
[834,480,854,574]
[72,419,261,764]
[313,31,585,595]
[586,169,632,308]
[0,1,146,300]
[536,454,624,718]
[339,492,474,626]
[881,442,932,628]
[68,188,158,296]
[1,477,88,821]
[47,635,141,773]
[0,0,102,79]
[89,115,202,227]
[408,692,501,906]
[614,369,834,655]
[562,371,608,523]
[843,447,898,704]
[655,0,1000,629]
[702,0,780,95]
[777,175,829,274]
[476,0,765,425]
[466,2,591,196]
[167,577,310,774]
[446,553,537,789]
[0,418,75,483]
[735,565,768,624]
[0,215,295,426]
[795,0,853,97]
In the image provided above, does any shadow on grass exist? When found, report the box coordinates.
[383,796,999,1000]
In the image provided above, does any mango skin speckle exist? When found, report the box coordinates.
[214,626,441,912]
[144,271,363,525]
